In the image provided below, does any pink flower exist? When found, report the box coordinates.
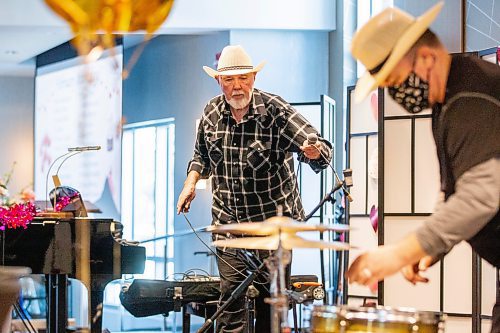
[54,194,79,212]
[0,202,36,229]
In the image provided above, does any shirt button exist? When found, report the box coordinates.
[236,198,240,202]
[238,215,242,219]
[234,180,238,184]
[233,142,237,146]
[233,162,238,166]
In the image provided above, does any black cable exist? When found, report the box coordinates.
[181,213,269,285]
[312,144,353,202]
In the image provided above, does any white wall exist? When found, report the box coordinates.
[0,76,34,193]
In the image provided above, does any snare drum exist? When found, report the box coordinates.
[343,307,416,333]
[310,306,445,333]
[310,305,344,332]
[413,311,446,333]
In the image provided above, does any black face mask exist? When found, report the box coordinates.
[388,72,430,114]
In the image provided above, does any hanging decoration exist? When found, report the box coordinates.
[44,0,175,78]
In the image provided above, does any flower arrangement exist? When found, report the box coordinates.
[54,192,79,212]
[0,163,36,230]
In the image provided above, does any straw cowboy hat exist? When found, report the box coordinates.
[351,2,444,103]
[203,45,266,78]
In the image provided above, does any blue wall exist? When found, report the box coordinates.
[229,30,329,102]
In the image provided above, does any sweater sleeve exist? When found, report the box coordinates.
[415,158,500,257]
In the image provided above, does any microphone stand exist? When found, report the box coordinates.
[304,181,344,304]
[304,181,343,222]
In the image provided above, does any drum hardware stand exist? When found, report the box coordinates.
[304,181,344,305]
[245,285,259,333]
[264,232,292,333]
[197,252,265,333]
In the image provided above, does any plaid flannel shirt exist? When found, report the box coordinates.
[187,89,332,227]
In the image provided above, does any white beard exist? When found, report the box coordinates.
[227,89,253,110]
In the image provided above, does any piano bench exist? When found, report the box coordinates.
[183,300,218,333]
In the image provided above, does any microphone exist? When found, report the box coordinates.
[67,146,101,152]
[305,133,318,146]
[343,169,353,187]
[342,168,354,202]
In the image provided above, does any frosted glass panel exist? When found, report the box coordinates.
[414,118,440,213]
[347,297,367,307]
[350,88,378,134]
[367,135,378,214]
[443,242,472,314]
[383,217,440,311]
[444,317,471,333]
[347,216,378,297]
[292,231,322,279]
[384,89,432,117]
[482,319,492,333]
[349,137,367,214]
[300,161,322,215]
[482,259,497,316]
[384,120,412,213]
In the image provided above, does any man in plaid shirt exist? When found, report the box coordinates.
[177,45,332,333]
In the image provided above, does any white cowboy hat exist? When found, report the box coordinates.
[203,45,266,78]
[351,2,444,103]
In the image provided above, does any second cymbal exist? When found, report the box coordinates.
[207,217,349,236]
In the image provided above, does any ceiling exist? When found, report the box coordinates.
[0,1,74,76]
[0,0,71,76]
[0,1,207,76]
[0,0,336,76]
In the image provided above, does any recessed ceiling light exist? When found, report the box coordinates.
[4,50,18,55]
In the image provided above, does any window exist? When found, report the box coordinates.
[121,118,175,279]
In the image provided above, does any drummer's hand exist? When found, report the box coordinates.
[401,256,434,284]
[300,141,322,160]
[346,245,405,291]
[176,183,196,214]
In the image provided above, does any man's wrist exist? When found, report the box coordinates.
[185,171,201,188]
[184,180,197,188]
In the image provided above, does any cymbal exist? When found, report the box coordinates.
[212,233,351,251]
[207,218,349,236]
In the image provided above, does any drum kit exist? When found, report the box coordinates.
[311,306,445,333]
[207,216,446,333]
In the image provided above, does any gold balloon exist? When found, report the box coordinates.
[44,0,174,72]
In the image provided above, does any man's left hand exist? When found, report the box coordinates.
[401,255,434,284]
[300,141,322,160]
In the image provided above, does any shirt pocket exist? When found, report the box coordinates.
[206,135,224,169]
[247,140,273,172]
